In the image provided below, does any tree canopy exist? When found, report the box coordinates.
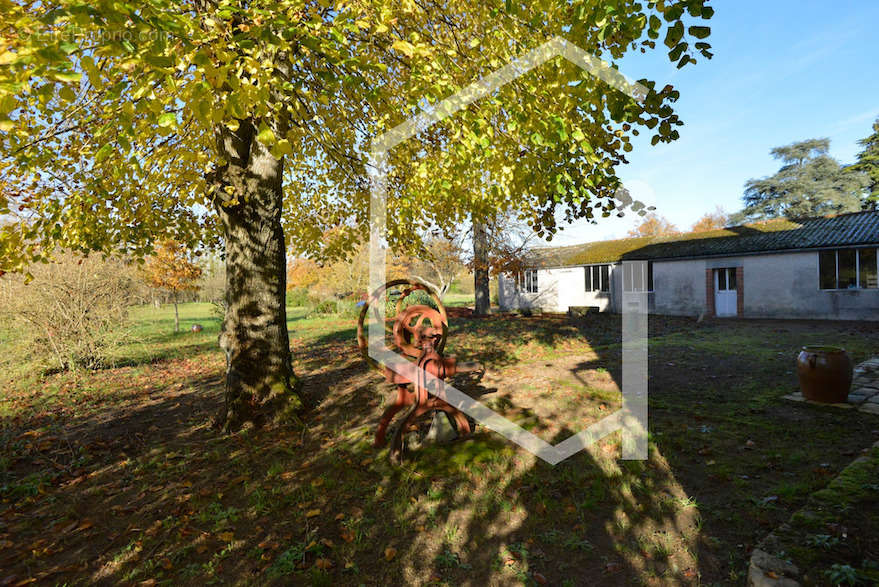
[736,138,867,221]
[690,206,727,232]
[1,0,714,270]
[627,212,677,237]
[143,240,203,296]
[0,0,715,428]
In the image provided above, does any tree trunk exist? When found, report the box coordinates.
[210,119,301,432]
[473,221,490,316]
[173,292,179,333]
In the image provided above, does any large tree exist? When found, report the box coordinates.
[850,117,879,210]
[736,139,867,221]
[0,0,714,430]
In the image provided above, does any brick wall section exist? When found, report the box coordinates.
[736,266,744,317]
[705,269,715,317]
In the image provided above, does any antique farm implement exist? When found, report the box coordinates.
[356,279,480,462]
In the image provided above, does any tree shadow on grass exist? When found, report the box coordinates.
[5,316,879,584]
[287,313,719,584]
[0,317,715,585]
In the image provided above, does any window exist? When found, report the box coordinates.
[819,248,879,290]
[860,249,878,288]
[715,268,737,290]
[819,251,836,290]
[517,269,538,293]
[584,264,611,293]
[838,250,856,289]
[623,261,653,292]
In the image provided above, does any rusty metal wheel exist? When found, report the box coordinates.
[356,279,447,364]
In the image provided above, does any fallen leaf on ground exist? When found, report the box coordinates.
[315,558,332,570]
[384,547,397,561]
[218,532,234,542]
[305,509,321,518]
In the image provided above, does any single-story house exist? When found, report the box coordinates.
[498,210,879,320]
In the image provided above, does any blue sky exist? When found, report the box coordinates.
[545,0,879,245]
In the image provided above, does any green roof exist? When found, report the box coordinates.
[531,211,879,267]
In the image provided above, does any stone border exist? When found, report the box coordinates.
[748,439,879,586]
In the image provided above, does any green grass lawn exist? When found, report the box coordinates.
[1,302,878,585]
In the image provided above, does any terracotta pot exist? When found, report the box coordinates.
[797,346,853,403]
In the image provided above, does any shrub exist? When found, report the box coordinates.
[385,288,438,317]
[336,299,362,318]
[286,287,311,307]
[0,253,137,371]
[311,299,338,314]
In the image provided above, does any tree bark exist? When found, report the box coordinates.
[473,221,490,316]
[210,119,301,432]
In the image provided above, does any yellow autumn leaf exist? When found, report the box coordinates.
[305,508,321,518]
[218,531,234,542]
[390,40,415,57]
[384,546,397,561]
[275,139,293,156]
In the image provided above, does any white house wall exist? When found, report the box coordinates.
[499,250,879,320]
[554,266,615,312]
[743,251,879,320]
[497,270,559,311]
[652,259,707,316]
[499,265,618,313]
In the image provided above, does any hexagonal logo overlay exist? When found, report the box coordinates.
[367,36,648,464]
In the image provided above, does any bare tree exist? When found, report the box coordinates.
[468,212,538,314]
[396,236,465,298]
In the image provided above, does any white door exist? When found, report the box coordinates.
[714,268,737,317]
